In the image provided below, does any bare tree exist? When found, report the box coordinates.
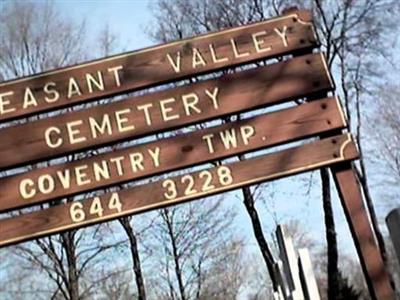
[96,268,132,300]
[119,217,147,300]
[273,0,400,296]
[149,1,400,298]
[197,239,246,300]
[97,26,148,300]
[245,253,274,300]
[368,85,400,297]
[0,2,87,80]
[1,1,398,299]
[0,3,124,299]
[143,196,240,300]
[148,0,285,291]
[369,85,400,188]
[284,219,317,250]
[305,1,400,296]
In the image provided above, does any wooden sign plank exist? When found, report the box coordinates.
[331,163,396,300]
[0,134,359,247]
[0,97,345,212]
[0,53,332,170]
[0,11,317,122]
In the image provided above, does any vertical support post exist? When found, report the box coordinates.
[298,248,321,300]
[275,259,291,300]
[276,225,305,300]
[386,208,400,265]
[331,162,395,300]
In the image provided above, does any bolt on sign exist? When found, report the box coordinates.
[0,10,395,300]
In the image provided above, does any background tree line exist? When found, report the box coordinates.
[0,1,399,299]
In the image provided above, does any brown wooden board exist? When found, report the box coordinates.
[0,134,359,247]
[331,163,396,300]
[0,97,345,212]
[0,11,317,123]
[0,53,332,170]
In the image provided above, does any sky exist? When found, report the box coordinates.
[49,1,392,276]
[56,0,156,50]
[6,0,391,253]
[50,0,390,245]
[1,0,399,296]
[52,0,343,239]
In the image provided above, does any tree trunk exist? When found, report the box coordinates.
[163,210,187,300]
[320,168,339,300]
[241,186,280,291]
[120,217,147,300]
[61,230,80,300]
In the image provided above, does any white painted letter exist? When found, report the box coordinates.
[0,91,16,115]
[19,179,36,199]
[205,87,219,109]
[167,52,181,73]
[209,44,228,63]
[220,128,238,149]
[274,26,288,47]
[93,160,111,181]
[160,98,179,121]
[129,153,144,172]
[23,87,38,109]
[45,127,63,148]
[89,114,112,138]
[192,48,207,68]
[108,65,123,87]
[230,38,250,58]
[137,103,154,126]
[44,82,60,103]
[252,31,271,53]
[240,125,255,145]
[110,156,125,176]
[57,169,71,189]
[115,109,135,132]
[67,77,82,98]
[67,120,86,145]
[86,71,105,93]
[38,174,55,194]
[202,133,215,153]
[182,93,201,116]
[75,165,90,186]
[148,147,161,167]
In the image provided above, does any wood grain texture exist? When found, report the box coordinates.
[0,10,317,122]
[0,53,332,170]
[0,97,345,212]
[0,134,359,247]
[331,163,396,300]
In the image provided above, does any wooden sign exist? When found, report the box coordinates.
[0,9,394,299]
[0,11,317,122]
[0,53,332,170]
[0,134,358,247]
[0,97,345,212]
